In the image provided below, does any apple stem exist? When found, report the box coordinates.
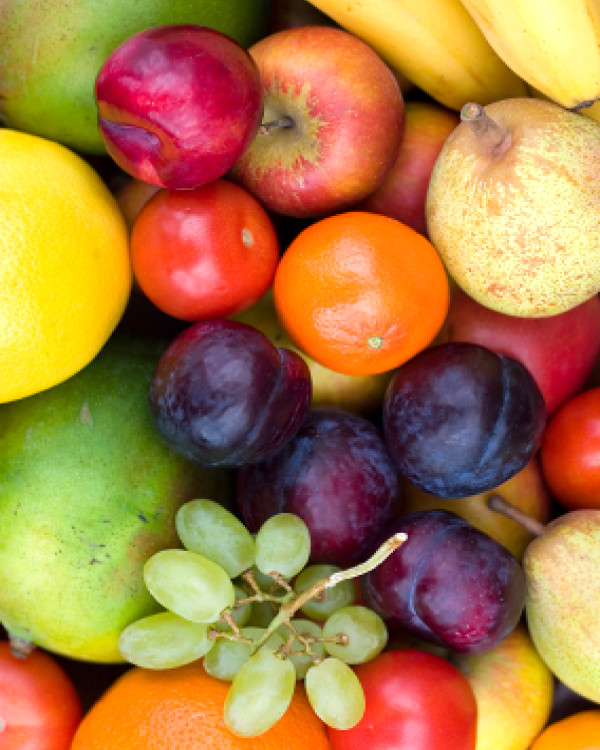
[259,116,295,135]
[487,493,546,537]
[460,102,512,158]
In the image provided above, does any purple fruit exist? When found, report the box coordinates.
[94,24,263,189]
[361,509,525,654]
[236,407,402,566]
[383,341,546,498]
[148,319,311,467]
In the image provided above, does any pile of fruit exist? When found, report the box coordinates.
[3,0,600,748]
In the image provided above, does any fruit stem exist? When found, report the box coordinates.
[250,532,407,653]
[487,493,546,537]
[7,633,36,659]
[460,102,511,158]
[259,115,295,135]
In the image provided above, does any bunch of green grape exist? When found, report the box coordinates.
[118,498,395,738]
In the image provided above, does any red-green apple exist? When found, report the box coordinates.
[452,624,554,750]
[230,25,405,218]
[401,457,552,560]
[438,287,600,415]
[358,100,459,236]
[232,291,393,415]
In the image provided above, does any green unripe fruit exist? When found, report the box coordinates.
[0,334,233,662]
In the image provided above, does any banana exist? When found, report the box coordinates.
[458,0,600,109]
[303,0,527,110]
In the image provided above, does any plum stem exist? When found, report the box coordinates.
[460,102,512,158]
[258,115,295,135]
[487,493,546,537]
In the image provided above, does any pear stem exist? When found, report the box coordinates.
[487,493,546,537]
[460,102,512,157]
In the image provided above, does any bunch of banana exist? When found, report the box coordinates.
[458,0,600,111]
[303,0,527,110]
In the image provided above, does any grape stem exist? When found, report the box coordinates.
[250,532,407,654]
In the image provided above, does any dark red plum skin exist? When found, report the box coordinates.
[94,24,263,189]
[236,407,403,567]
[361,509,526,654]
[148,319,311,467]
[382,342,546,498]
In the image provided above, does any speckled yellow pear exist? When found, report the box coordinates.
[426,97,600,317]
[524,510,600,703]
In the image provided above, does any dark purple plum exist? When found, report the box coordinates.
[236,407,403,567]
[94,25,263,189]
[148,319,311,467]
[382,341,546,498]
[361,509,525,654]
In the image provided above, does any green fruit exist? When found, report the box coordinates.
[0,334,233,663]
[0,0,271,154]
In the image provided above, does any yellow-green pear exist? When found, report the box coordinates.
[524,509,600,702]
[426,97,600,317]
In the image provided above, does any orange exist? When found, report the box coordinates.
[529,710,600,749]
[70,661,332,750]
[0,129,131,403]
[272,211,450,376]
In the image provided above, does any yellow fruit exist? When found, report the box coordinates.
[0,129,131,402]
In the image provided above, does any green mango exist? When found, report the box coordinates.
[0,334,233,663]
[0,0,271,153]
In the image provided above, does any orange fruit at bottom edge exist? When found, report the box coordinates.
[273,212,450,376]
[70,661,332,750]
[529,710,600,749]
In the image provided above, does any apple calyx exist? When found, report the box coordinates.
[460,102,512,159]
[487,493,546,537]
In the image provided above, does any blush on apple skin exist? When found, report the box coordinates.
[94,24,264,189]
[230,25,405,219]
[358,100,459,237]
[439,287,600,416]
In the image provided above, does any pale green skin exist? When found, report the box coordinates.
[525,510,600,701]
[0,334,233,663]
[0,0,270,153]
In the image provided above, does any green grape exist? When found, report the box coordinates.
[254,513,311,579]
[293,564,356,620]
[175,499,255,578]
[143,549,234,623]
[277,618,325,679]
[322,605,388,664]
[224,649,296,737]
[118,611,214,669]
[203,626,284,681]
[210,585,252,632]
[304,656,366,730]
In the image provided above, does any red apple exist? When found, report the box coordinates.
[94,25,263,189]
[230,25,405,218]
[358,100,459,237]
[438,287,600,415]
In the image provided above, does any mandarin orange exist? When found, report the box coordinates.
[272,212,450,376]
[529,710,600,749]
[70,661,332,750]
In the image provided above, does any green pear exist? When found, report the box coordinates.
[0,0,271,153]
[0,334,233,663]
[524,509,600,702]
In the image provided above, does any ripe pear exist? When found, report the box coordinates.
[426,97,600,317]
[0,334,233,663]
[0,0,270,153]
[524,509,600,702]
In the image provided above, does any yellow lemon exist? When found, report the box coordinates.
[0,129,131,402]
